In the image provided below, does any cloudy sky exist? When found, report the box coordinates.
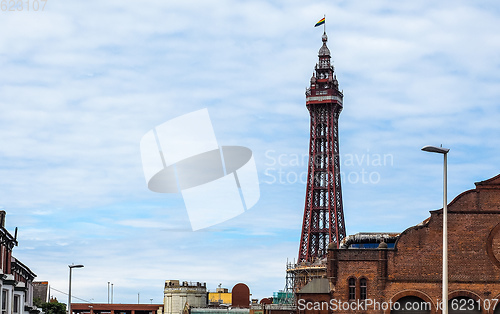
[1,0,500,304]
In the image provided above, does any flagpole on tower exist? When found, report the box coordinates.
[323,14,326,33]
[314,15,326,30]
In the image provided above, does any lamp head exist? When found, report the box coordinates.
[421,145,450,154]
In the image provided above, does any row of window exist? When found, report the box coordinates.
[348,277,367,300]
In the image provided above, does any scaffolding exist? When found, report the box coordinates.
[285,258,327,294]
[273,260,294,305]
[272,292,294,305]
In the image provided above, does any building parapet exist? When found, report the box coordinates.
[339,232,399,249]
[165,280,206,288]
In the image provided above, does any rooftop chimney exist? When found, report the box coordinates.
[0,211,5,228]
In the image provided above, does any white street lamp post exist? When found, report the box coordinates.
[68,264,84,314]
[422,145,449,314]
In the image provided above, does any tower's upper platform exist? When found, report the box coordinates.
[305,32,343,108]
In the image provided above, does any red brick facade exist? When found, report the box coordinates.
[71,303,163,314]
[299,174,500,314]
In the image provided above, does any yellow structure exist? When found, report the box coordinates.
[208,288,232,304]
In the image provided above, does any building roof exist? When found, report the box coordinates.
[297,278,330,294]
[339,232,399,249]
[71,303,163,312]
[33,282,49,302]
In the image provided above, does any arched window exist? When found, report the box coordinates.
[348,278,356,300]
[359,278,367,300]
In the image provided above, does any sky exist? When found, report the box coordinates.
[1,0,500,305]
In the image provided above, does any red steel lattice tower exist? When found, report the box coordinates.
[298,32,346,263]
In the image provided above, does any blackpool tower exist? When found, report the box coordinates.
[298,31,346,263]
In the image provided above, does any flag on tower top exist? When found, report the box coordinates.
[315,17,325,27]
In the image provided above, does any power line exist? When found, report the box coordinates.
[50,287,93,303]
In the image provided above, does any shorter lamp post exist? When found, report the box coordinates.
[421,145,449,314]
[68,264,84,314]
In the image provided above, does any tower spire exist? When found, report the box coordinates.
[299,31,345,263]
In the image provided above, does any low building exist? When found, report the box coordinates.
[208,288,231,305]
[71,303,163,314]
[163,281,207,314]
[206,283,251,308]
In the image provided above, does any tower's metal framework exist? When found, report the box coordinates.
[298,32,346,263]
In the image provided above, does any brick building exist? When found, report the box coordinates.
[297,174,500,314]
